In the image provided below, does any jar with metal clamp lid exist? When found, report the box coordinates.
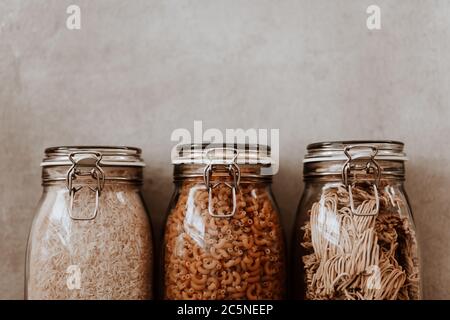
[25,146,153,300]
[292,141,421,300]
[162,144,286,300]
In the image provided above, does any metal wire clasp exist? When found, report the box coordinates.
[66,152,105,221]
[203,148,241,218]
[342,145,381,216]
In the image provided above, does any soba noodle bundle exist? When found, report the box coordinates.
[300,183,420,300]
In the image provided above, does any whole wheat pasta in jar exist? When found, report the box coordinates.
[292,141,422,300]
[26,147,153,300]
[162,144,286,300]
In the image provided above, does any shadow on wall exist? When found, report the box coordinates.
[406,159,450,300]
[139,158,450,300]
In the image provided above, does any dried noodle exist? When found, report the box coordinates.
[301,183,420,300]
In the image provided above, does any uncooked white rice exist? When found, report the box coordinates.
[26,183,153,300]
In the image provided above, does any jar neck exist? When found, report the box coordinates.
[173,163,273,183]
[173,164,272,185]
[174,177,272,187]
[42,166,144,186]
[303,159,406,183]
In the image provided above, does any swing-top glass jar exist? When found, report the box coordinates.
[162,144,286,300]
[293,141,421,300]
[26,146,153,300]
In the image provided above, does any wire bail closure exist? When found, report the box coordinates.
[341,145,381,216]
[66,152,105,221]
[203,148,241,218]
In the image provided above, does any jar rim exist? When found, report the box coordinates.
[304,140,407,163]
[41,146,145,167]
[172,143,273,165]
[173,143,276,178]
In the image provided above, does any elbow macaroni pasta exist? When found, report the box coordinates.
[164,181,285,300]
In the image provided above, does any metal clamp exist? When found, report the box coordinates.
[203,148,241,218]
[342,145,381,216]
[66,152,105,221]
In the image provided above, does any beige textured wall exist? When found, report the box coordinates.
[1,0,449,300]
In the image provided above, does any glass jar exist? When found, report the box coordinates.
[292,141,421,300]
[162,144,286,300]
[26,147,153,300]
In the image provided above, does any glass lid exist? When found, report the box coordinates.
[41,146,145,167]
